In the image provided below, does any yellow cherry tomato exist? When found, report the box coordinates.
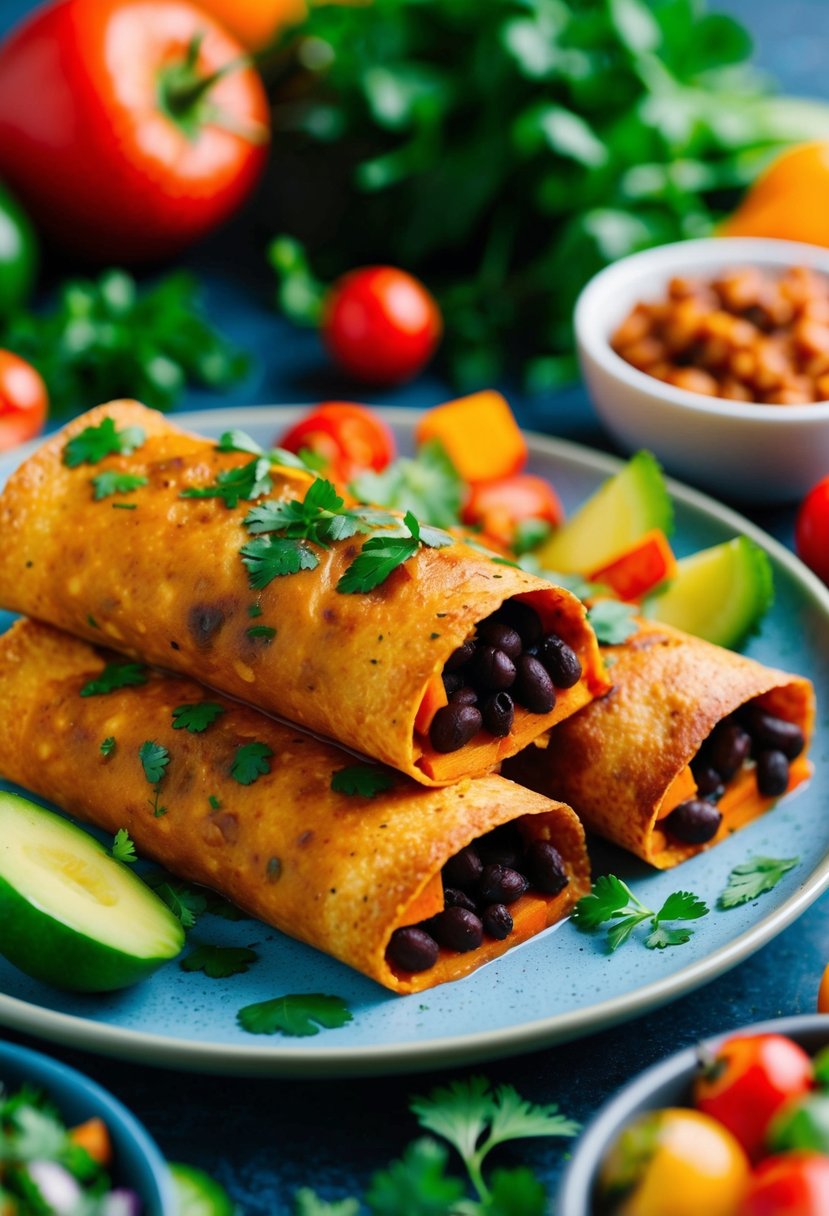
[817,961,829,1013]
[600,1107,750,1216]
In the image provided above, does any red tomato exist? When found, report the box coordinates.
[694,1034,813,1161]
[0,350,48,451]
[278,402,396,481]
[322,267,442,385]
[0,0,270,263]
[796,477,829,584]
[739,1152,829,1216]
[462,474,564,549]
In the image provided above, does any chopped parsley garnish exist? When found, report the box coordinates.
[100,736,116,757]
[246,625,276,641]
[80,662,148,697]
[90,471,148,500]
[237,993,353,1037]
[110,828,136,865]
[112,502,137,510]
[151,880,203,929]
[587,599,639,646]
[241,535,320,587]
[216,429,320,473]
[718,855,800,909]
[172,702,225,733]
[181,944,258,979]
[247,603,263,618]
[337,511,452,594]
[331,764,395,798]
[208,794,222,810]
[180,456,273,509]
[63,417,146,467]
[139,740,170,817]
[231,741,273,785]
[573,875,708,951]
[351,439,464,529]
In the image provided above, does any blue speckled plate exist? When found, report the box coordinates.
[1,406,828,1078]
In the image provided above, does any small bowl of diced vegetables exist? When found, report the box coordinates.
[558,1013,829,1216]
[0,1039,175,1215]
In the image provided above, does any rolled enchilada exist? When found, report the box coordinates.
[0,619,590,993]
[503,620,814,869]
[0,401,608,786]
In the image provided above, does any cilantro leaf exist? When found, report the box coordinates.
[172,702,225,733]
[294,1190,361,1216]
[646,924,695,949]
[331,764,396,798]
[181,945,258,979]
[152,882,202,929]
[366,1138,465,1216]
[181,456,273,508]
[246,625,276,641]
[110,828,136,865]
[351,440,464,529]
[483,1167,547,1216]
[654,890,709,922]
[587,599,639,645]
[217,429,265,456]
[80,662,148,697]
[573,875,707,952]
[231,741,273,785]
[237,993,352,1036]
[63,417,146,467]
[607,914,649,953]
[248,603,263,618]
[570,874,637,930]
[139,740,170,785]
[241,535,319,589]
[100,736,116,757]
[718,855,800,909]
[90,471,149,500]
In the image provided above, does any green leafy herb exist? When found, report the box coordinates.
[718,855,800,909]
[294,1190,361,1216]
[100,736,116,757]
[331,764,395,798]
[181,944,258,979]
[365,1139,466,1215]
[151,881,204,929]
[246,625,277,641]
[217,429,321,473]
[573,874,708,951]
[350,440,464,529]
[181,456,273,509]
[208,794,222,810]
[112,502,137,510]
[110,828,136,865]
[238,993,353,1037]
[248,603,263,618]
[172,702,225,733]
[337,511,452,594]
[80,662,147,697]
[512,518,554,556]
[231,741,274,785]
[587,599,639,645]
[241,535,320,588]
[139,740,170,817]
[90,470,149,501]
[63,417,146,467]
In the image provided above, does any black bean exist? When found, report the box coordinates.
[708,721,751,781]
[444,887,478,914]
[514,654,556,714]
[429,907,483,952]
[445,641,475,672]
[756,749,790,797]
[663,799,722,844]
[474,646,516,692]
[450,687,479,707]
[477,620,523,659]
[525,841,569,895]
[494,600,543,648]
[479,863,529,905]
[691,764,725,800]
[482,904,514,940]
[746,708,805,760]
[481,692,514,738]
[476,825,523,868]
[430,704,483,753]
[443,846,483,889]
[537,634,582,689]
[442,671,464,696]
[387,926,439,972]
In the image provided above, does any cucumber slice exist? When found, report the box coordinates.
[0,793,184,991]
[644,536,774,649]
[536,450,672,574]
[170,1164,236,1216]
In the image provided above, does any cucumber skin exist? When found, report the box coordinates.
[0,872,183,992]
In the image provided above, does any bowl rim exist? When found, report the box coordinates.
[558,1012,829,1216]
[0,1039,175,1215]
[574,236,829,423]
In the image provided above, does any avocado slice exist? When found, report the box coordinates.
[644,536,774,649]
[170,1164,236,1216]
[0,793,184,991]
[536,450,673,574]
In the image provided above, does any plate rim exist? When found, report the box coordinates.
[2,403,828,1077]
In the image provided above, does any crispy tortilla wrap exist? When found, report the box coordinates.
[0,401,608,786]
[503,620,814,869]
[0,619,590,993]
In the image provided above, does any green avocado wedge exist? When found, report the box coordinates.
[0,793,184,992]
[170,1164,237,1216]
[644,536,774,650]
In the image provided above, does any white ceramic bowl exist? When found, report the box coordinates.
[575,237,829,503]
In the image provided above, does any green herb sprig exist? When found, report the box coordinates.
[139,740,170,817]
[719,855,800,909]
[573,874,709,951]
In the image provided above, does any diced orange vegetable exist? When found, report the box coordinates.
[415,391,527,484]
[69,1117,113,1166]
[414,673,448,736]
[589,529,677,601]
[401,873,445,926]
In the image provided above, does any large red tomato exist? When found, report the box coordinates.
[0,0,270,263]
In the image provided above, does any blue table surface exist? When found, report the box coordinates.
[1,0,829,1211]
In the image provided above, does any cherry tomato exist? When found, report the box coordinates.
[738,1152,829,1216]
[461,474,563,549]
[322,267,442,385]
[694,1034,814,1161]
[0,0,270,263]
[278,402,396,482]
[599,1107,750,1216]
[0,350,48,452]
[796,477,829,584]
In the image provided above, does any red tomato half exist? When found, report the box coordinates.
[739,1152,829,1216]
[322,267,442,385]
[0,350,48,451]
[462,474,564,549]
[0,0,270,263]
[694,1034,813,1161]
[796,477,829,584]
[278,402,396,482]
